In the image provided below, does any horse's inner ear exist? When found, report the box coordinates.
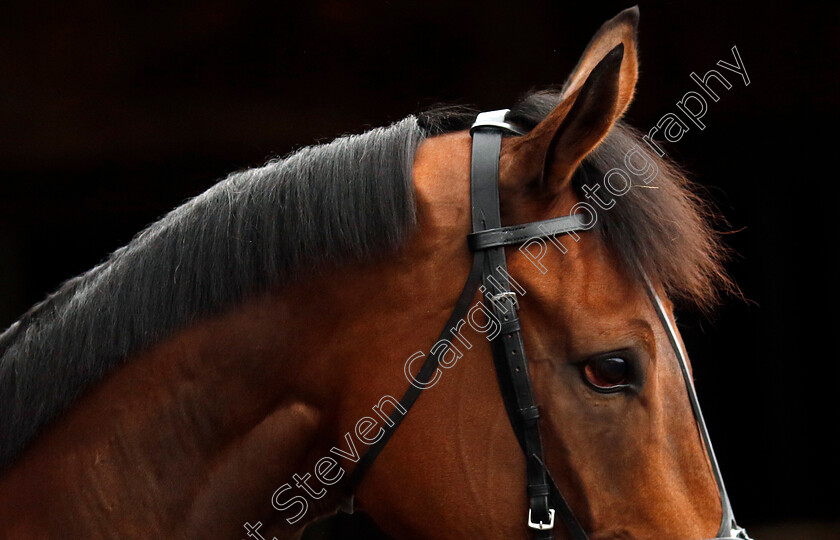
[502,7,639,195]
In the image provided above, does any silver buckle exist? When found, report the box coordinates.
[728,525,752,540]
[489,291,518,309]
[527,508,555,530]
[707,526,752,540]
[470,109,526,136]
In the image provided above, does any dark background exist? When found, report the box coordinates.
[1,1,837,537]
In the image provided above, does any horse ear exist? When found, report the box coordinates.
[503,8,639,193]
[560,6,639,116]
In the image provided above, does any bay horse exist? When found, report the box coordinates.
[0,7,750,540]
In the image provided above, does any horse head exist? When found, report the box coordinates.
[0,7,748,540]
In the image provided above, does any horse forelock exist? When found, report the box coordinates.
[505,90,735,311]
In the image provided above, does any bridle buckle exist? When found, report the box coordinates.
[489,290,518,309]
[470,109,526,136]
[527,508,555,531]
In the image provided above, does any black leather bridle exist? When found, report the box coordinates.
[344,110,751,540]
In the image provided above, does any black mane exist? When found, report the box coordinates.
[0,117,424,467]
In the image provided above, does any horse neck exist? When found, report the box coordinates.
[0,133,477,538]
[0,238,466,538]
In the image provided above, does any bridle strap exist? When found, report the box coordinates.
[642,275,748,540]
[345,249,486,493]
[470,110,589,540]
[467,214,590,251]
[343,110,590,539]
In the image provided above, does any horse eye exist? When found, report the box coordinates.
[583,356,630,391]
